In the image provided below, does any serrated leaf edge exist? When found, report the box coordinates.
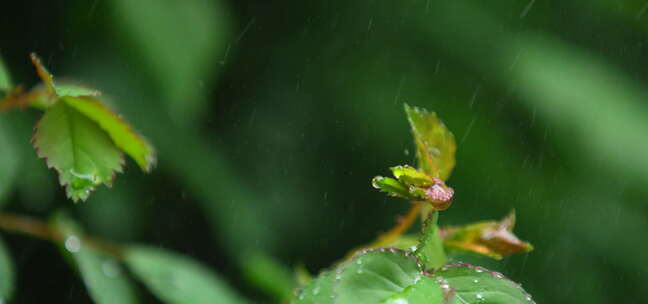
[31,107,125,202]
[62,96,156,172]
[432,263,536,304]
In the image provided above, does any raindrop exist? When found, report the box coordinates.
[312,286,320,295]
[388,298,409,304]
[102,260,121,278]
[64,235,81,253]
[356,269,364,274]
[476,294,485,301]
[473,279,479,283]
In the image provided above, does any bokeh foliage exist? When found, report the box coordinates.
[0,0,647,303]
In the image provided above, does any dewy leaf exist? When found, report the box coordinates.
[334,248,427,304]
[415,211,446,271]
[62,95,156,171]
[372,176,419,200]
[0,235,15,302]
[442,211,533,259]
[373,166,454,210]
[404,104,456,181]
[125,246,249,304]
[51,214,139,304]
[292,270,335,304]
[391,165,434,186]
[33,102,124,202]
[433,263,535,304]
[384,276,444,304]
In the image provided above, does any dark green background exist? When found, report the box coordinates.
[1,0,647,303]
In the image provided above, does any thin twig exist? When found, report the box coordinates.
[0,212,124,259]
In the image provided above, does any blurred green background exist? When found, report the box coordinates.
[1,0,647,303]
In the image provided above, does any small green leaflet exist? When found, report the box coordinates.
[372,165,454,210]
[125,246,249,304]
[51,214,140,304]
[62,96,156,172]
[25,53,156,202]
[33,102,124,202]
[404,104,456,181]
[443,211,534,259]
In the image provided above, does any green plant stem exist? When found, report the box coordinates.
[414,210,446,270]
[0,212,123,259]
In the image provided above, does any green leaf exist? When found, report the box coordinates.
[384,276,444,304]
[55,83,101,98]
[292,270,335,304]
[334,248,425,304]
[404,104,456,181]
[0,55,11,92]
[125,246,249,304]
[242,252,295,302]
[442,211,533,259]
[51,214,140,304]
[415,211,446,270]
[61,96,156,171]
[390,165,434,187]
[372,176,419,200]
[111,0,232,123]
[433,263,535,304]
[33,102,124,202]
[0,235,15,302]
